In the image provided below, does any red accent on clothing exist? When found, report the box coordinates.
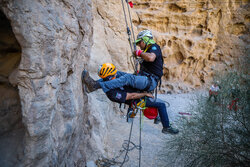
[229,98,239,111]
[128,1,133,8]
[136,49,142,57]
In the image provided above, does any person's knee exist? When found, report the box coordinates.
[123,73,133,80]
[126,74,136,84]
[159,102,166,108]
[156,102,166,110]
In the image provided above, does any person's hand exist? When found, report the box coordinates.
[145,93,154,98]
[134,49,142,57]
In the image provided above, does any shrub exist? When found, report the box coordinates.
[162,71,250,167]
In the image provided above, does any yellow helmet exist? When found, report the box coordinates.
[98,63,117,79]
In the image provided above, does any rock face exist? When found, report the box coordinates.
[89,0,133,73]
[91,0,249,92]
[0,10,24,166]
[132,0,249,92]
[0,10,22,137]
[0,0,93,166]
[88,0,249,162]
[0,0,249,166]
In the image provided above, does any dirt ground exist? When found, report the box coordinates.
[103,92,200,167]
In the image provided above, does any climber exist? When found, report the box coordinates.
[208,81,220,102]
[82,29,163,94]
[83,63,179,135]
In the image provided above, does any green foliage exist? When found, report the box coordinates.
[162,72,250,167]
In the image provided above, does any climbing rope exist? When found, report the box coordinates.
[121,111,137,167]
[121,0,134,54]
[139,107,142,167]
[135,97,147,167]
[96,117,140,167]
[121,0,140,74]
[96,98,147,167]
[125,0,136,49]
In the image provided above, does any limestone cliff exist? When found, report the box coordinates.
[0,0,93,166]
[132,0,249,92]
[92,0,249,92]
[0,0,249,166]
[88,0,249,161]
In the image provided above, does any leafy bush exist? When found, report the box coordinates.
[162,72,250,167]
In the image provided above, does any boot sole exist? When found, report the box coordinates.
[81,69,91,93]
[81,69,87,81]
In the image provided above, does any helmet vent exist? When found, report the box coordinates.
[103,67,110,76]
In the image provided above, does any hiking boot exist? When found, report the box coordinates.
[154,116,161,124]
[162,126,179,135]
[81,69,101,93]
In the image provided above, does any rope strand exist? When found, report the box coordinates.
[96,114,141,167]
[121,0,139,75]
[125,0,136,51]
[121,0,134,54]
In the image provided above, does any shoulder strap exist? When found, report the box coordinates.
[144,44,151,53]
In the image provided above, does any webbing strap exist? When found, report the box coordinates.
[143,44,151,53]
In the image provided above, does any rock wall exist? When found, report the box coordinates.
[0,10,24,166]
[0,9,22,136]
[132,0,249,92]
[0,0,93,166]
[86,0,249,161]
[92,0,249,92]
[83,0,133,160]
[89,0,133,73]
[0,0,248,166]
